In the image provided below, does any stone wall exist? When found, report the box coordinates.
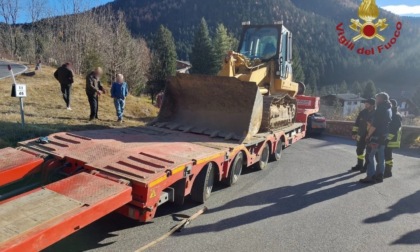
[325,120,420,148]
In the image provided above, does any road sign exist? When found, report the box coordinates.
[15,84,27,97]
[7,64,25,126]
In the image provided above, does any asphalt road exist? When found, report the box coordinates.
[44,136,420,252]
[0,60,27,80]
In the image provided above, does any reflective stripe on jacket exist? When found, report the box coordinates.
[387,128,402,148]
[387,110,402,149]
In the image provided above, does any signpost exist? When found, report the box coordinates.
[8,65,26,127]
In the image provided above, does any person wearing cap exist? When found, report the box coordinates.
[360,92,392,184]
[384,99,402,178]
[351,98,376,172]
[86,67,105,121]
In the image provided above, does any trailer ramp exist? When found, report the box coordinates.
[0,173,132,252]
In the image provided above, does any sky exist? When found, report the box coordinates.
[15,0,113,23]
[7,0,420,24]
[378,0,420,16]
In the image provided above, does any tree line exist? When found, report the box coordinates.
[1,0,419,108]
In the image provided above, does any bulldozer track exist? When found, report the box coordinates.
[260,95,297,132]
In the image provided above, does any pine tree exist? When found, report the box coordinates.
[292,47,305,83]
[362,80,376,99]
[150,25,177,81]
[306,69,317,87]
[413,87,420,107]
[313,82,319,96]
[305,84,313,95]
[214,24,231,69]
[351,81,363,96]
[190,18,219,75]
[338,80,348,93]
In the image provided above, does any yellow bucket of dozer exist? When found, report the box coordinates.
[150,74,263,141]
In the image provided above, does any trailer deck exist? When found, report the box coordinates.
[19,126,238,186]
[0,147,44,186]
[0,173,132,252]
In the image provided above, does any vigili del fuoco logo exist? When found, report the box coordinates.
[336,0,402,55]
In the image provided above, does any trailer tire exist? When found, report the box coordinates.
[223,152,244,186]
[270,140,283,162]
[191,163,215,203]
[256,144,269,170]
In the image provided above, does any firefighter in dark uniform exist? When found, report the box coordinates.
[351,98,376,172]
[384,99,402,178]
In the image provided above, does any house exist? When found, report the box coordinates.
[321,93,366,116]
[176,60,191,73]
[397,98,419,117]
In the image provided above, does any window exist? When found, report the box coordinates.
[239,27,279,61]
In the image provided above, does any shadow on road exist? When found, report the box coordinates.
[43,213,143,252]
[364,190,420,245]
[392,229,420,245]
[364,190,420,224]
[180,171,362,234]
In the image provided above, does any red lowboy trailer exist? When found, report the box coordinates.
[0,95,319,251]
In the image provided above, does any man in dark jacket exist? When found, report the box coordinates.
[86,67,104,121]
[360,92,392,184]
[54,63,74,110]
[384,99,403,178]
[351,98,375,172]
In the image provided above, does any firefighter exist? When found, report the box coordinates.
[384,99,402,178]
[351,98,376,172]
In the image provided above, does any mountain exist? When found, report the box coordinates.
[104,0,420,95]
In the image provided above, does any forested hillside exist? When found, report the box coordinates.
[106,0,420,95]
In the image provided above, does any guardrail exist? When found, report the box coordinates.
[325,120,420,148]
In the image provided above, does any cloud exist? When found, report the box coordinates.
[382,5,420,16]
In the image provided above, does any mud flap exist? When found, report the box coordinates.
[151,74,263,141]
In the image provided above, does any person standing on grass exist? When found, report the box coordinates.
[111,74,129,122]
[54,63,74,110]
[86,67,105,121]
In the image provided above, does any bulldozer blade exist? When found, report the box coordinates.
[151,74,263,141]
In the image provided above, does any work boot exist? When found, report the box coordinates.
[384,165,393,178]
[351,165,362,171]
[359,176,375,184]
[360,164,368,173]
[375,173,384,183]
[351,159,364,171]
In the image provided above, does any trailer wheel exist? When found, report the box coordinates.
[191,162,215,203]
[223,152,244,186]
[270,140,283,162]
[256,144,269,170]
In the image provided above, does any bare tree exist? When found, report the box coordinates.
[0,0,20,57]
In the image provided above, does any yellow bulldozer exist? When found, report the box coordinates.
[150,22,304,141]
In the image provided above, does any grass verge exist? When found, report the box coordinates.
[0,64,158,148]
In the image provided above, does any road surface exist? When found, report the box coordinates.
[0,60,27,80]
[44,136,420,252]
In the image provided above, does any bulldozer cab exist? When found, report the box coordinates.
[238,23,293,79]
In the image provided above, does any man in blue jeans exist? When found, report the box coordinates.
[360,92,392,184]
[111,74,129,122]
